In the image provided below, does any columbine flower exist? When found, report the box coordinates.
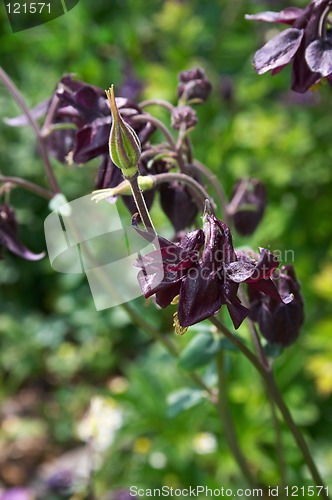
[135,214,291,331]
[246,0,332,92]
[0,204,44,261]
[228,178,266,236]
[248,264,304,347]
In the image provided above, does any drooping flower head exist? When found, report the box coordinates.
[248,264,304,346]
[246,0,332,92]
[135,213,292,332]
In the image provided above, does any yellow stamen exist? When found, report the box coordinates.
[173,312,188,336]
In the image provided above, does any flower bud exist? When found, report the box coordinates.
[228,178,266,236]
[177,67,212,103]
[248,265,304,347]
[106,85,141,179]
[171,105,198,130]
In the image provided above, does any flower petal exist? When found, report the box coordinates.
[305,39,332,77]
[245,8,304,25]
[0,205,44,261]
[253,28,304,74]
[178,267,223,327]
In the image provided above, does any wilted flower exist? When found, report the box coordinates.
[228,178,266,236]
[248,264,304,346]
[246,0,332,92]
[0,204,44,261]
[177,67,212,102]
[135,214,291,331]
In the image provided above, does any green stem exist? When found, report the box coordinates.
[209,316,329,497]
[139,99,175,113]
[126,173,156,234]
[0,175,53,200]
[192,159,229,223]
[132,114,187,173]
[216,350,257,487]
[153,172,216,215]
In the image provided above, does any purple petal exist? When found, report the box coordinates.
[4,98,49,127]
[227,300,249,330]
[156,281,182,308]
[247,278,292,304]
[178,268,223,327]
[245,8,304,25]
[253,28,304,74]
[159,182,198,232]
[72,117,111,163]
[0,205,44,261]
[305,39,332,77]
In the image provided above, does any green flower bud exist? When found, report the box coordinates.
[106,85,141,179]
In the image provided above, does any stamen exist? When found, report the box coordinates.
[173,312,188,335]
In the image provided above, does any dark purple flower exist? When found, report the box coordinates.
[177,68,212,102]
[52,75,154,166]
[46,468,73,493]
[246,0,332,92]
[228,178,266,236]
[135,215,291,331]
[248,264,304,346]
[0,204,44,261]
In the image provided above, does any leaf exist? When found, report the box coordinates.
[178,331,221,371]
[167,388,206,417]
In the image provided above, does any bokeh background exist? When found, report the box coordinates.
[0,0,331,498]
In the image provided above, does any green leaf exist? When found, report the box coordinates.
[178,331,223,372]
[167,388,206,417]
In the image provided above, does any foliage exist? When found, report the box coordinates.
[0,0,332,497]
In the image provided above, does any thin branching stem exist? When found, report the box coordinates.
[209,316,329,497]
[0,175,53,200]
[0,67,61,194]
[216,350,257,487]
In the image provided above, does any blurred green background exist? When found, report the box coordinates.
[0,0,331,497]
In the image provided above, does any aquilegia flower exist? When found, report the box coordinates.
[135,213,292,332]
[248,264,304,347]
[246,0,332,92]
[0,204,44,261]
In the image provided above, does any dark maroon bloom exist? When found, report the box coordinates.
[248,265,304,347]
[228,178,266,236]
[177,68,212,102]
[135,215,291,330]
[52,75,154,166]
[0,204,44,261]
[246,0,332,92]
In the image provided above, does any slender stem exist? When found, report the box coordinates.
[126,174,156,234]
[216,350,257,487]
[0,67,61,194]
[209,316,329,497]
[132,114,187,173]
[192,159,229,223]
[0,175,53,200]
[267,390,287,488]
[139,99,175,113]
[153,172,216,215]
[40,92,60,136]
